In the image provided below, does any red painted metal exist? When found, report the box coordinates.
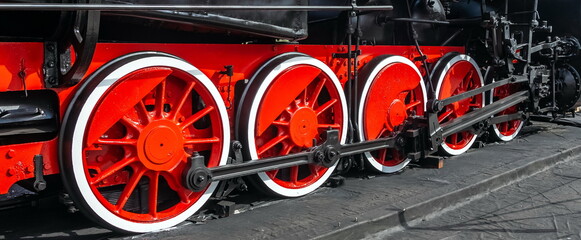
[0,42,464,195]
[83,66,224,222]
[363,62,425,167]
[254,63,343,189]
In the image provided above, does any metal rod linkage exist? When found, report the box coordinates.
[440,75,528,107]
[441,91,529,137]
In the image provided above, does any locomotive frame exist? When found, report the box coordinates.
[0,0,579,234]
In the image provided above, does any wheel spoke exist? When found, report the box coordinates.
[136,101,151,124]
[155,80,167,119]
[375,127,388,139]
[438,109,454,122]
[96,139,137,146]
[180,106,215,130]
[290,166,299,184]
[450,133,458,144]
[463,70,474,89]
[162,172,190,204]
[315,99,337,116]
[90,157,137,185]
[309,77,326,108]
[280,144,294,155]
[149,171,160,218]
[406,100,422,110]
[268,144,294,178]
[468,103,481,107]
[318,123,341,129]
[115,165,146,211]
[308,165,320,177]
[272,120,290,126]
[172,81,196,121]
[120,116,143,132]
[257,135,289,156]
[184,137,220,145]
[502,122,509,133]
[378,149,388,165]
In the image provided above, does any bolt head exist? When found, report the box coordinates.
[196,175,206,183]
[6,149,15,159]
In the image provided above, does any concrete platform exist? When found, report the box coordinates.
[1,118,581,240]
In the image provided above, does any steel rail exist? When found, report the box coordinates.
[0,4,393,11]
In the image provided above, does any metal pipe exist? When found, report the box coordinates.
[0,4,393,11]
[441,28,464,46]
[382,17,481,25]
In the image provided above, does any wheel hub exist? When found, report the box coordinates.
[387,99,407,129]
[137,120,184,171]
[289,107,318,148]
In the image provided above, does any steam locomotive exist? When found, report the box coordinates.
[0,0,579,233]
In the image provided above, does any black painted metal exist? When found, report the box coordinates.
[188,129,397,190]
[0,90,59,144]
[439,75,527,107]
[489,112,524,125]
[59,7,100,86]
[32,155,46,192]
[0,3,393,11]
[441,91,529,137]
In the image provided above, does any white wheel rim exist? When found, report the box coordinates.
[489,79,524,141]
[245,55,348,197]
[357,56,427,173]
[434,54,485,156]
[66,56,230,233]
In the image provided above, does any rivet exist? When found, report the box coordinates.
[6,149,15,159]
[6,168,15,176]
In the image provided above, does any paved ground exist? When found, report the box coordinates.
[376,156,581,240]
[1,118,581,240]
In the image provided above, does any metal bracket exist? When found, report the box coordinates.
[214,141,247,199]
[44,3,100,87]
[60,7,100,86]
[183,152,212,192]
[33,155,46,191]
[43,42,59,88]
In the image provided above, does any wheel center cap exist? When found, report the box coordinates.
[289,107,318,148]
[144,127,179,164]
[387,99,407,129]
[137,120,184,171]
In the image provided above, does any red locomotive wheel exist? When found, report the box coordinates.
[490,82,525,141]
[60,53,229,233]
[237,53,348,197]
[358,55,427,173]
[433,54,485,155]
